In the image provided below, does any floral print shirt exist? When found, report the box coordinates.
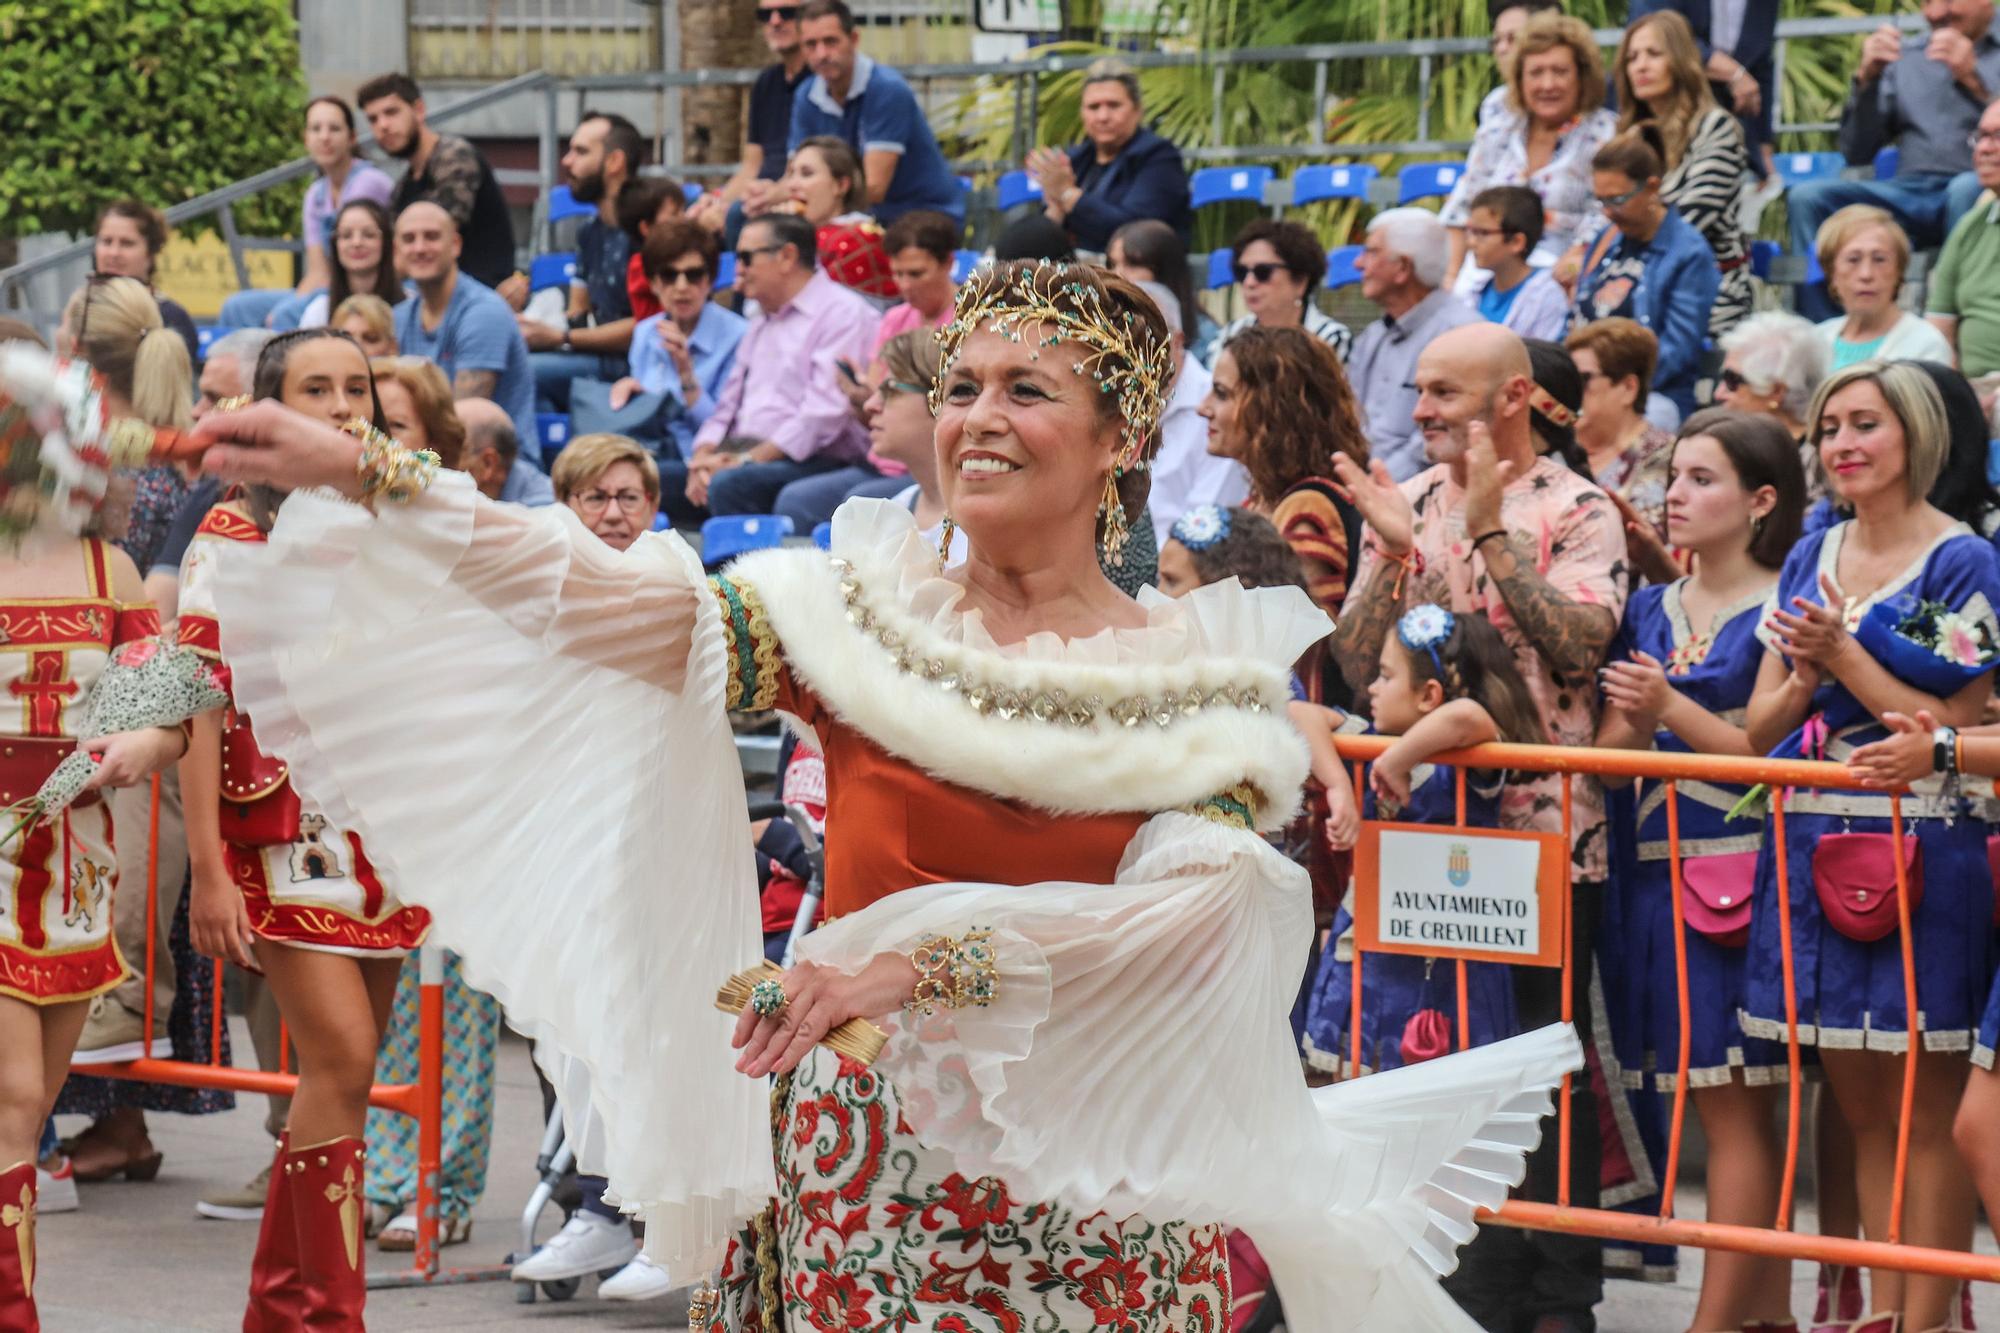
[1591,422,1674,543]
[1441,104,1620,267]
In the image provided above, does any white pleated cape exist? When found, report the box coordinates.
[210,476,1581,1329]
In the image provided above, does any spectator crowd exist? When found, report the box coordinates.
[22,0,2000,1328]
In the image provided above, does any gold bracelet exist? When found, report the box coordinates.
[345,419,440,505]
[905,928,998,1016]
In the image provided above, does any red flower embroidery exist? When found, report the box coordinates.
[938,1173,1010,1234]
[802,1268,874,1330]
[1070,1250,1149,1328]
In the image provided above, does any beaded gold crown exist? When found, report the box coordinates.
[931,260,1175,562]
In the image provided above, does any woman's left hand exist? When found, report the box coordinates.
[1600,650,1674,725]
[731,953,921,1079]
[1766,573,1853,670]
[1848,709,1941,788]
[78,726,188,795]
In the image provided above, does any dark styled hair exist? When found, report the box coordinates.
[615,176,683,240]
[248,328,384,530]
[1399,611,1549,745]
[356,73,423,109]
[882,210,961,262]
[580,109,646,176]
[1594,123,1667,181]
[1524,338,1589,475]
[642,220,721,281]
[798,0,856,30]
[96,198,168,267]
[1109,220,1198,348]
[993,214,1076,262]
[325,199,402,312]
[1469,184,1545,255]
[305,95,357,136]
[1229,219,1328,298]
[1178,508,1310,593]
[1220,324,1368,505]
[750,212,818,267]
[1673,407,1807,570]
[1909,360,2000,532]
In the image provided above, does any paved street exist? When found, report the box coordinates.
[35,1021,2000,1329]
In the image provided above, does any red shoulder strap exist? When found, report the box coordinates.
[84,538,111,599]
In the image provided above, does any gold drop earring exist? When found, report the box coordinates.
[936,513,956,573]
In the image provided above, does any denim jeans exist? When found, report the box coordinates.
[1787,171,1986,320]
[772,464,908,532]
[531,349,629,413]
[706,455,851,518]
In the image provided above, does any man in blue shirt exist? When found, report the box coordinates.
[392,202,543,462]
[789,0,964,224]
[520,111,643,413]
[457,398,556,507]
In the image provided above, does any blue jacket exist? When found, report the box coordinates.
[1572,207,1720,419]
[1060,128,1192,250]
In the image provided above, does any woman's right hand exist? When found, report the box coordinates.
[192,400,367,500]
[189,861,257,969]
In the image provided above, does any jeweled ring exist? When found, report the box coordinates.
[749,978,787,1018]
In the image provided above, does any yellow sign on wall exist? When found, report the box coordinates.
[154,231,294,320]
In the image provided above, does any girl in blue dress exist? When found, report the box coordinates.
[1298,603,1547,1076]
[1596,409,1806,1332]
[1745,360,2000,1333]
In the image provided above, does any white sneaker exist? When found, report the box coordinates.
[511,1212,637,1283]
[37,1156,78,1214]
[598,1252,673,1301]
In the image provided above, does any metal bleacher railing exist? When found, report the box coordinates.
[0,14,1919,325]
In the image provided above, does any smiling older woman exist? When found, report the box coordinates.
[181,259,1578,1331]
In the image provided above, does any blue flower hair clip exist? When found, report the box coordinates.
[1171,503,1232,551]
[1397,603,1456,676]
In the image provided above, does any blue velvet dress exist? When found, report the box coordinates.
[1301,744,1518,1075]
[1741,523,2000,1053]
[1604,578,1786,1091]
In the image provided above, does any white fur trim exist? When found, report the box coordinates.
[729,546,1313,831]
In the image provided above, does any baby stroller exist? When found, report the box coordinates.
[508,793,825,1303]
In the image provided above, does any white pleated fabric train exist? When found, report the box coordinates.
[209,474,1581,1328]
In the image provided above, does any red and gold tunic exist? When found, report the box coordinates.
[179,500,429,957]
[0,539,157,1003]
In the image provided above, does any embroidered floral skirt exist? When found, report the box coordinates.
[716,1047,1230,1332]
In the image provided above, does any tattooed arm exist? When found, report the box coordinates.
[1479,530,1617,680]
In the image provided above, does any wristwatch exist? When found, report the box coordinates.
[1935,725,1959,776]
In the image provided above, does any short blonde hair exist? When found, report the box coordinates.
[1815,204,1911,301]
[369,356,465,469]
[1509,14,1607,122]
[331,293,396,350]
[1807,360,1948,504]
[551,433,661,503]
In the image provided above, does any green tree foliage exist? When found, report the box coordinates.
[952,0,1905,247]
[0,0,307,239]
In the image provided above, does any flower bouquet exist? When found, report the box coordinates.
[1854,593,1996,697]
[0,343,200,551]
[0,638,229,850]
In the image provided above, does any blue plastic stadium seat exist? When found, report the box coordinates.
[1749,239,1781,280]
[682,180,705,205]
[1205,248,1235,290]
[1397,161,1465,205]
[996,171,1043,211]
[651,512,670,532]
[701,514,795,566]
[1191,165,1275,210]
[952,249,981,283]
[812,521,833,550]
[537,413,571,457]
[1325,244,1364,291]
[529,252,577,293]
[715,251,737,290]
[1775,152,1845,188]
[957,175,974,193]
[1289,164,1380,207]
[195,325,224,360]
[1874,145,1900,180]
[547,185,596,224]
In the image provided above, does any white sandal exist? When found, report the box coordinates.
[377,1209,472,1251]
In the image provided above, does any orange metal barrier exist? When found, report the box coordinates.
[1331,732,2000,1286]
[67,776,508,1290]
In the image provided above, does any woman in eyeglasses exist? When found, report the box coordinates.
[1813,205,1954,371]
[1205,219,1350,371]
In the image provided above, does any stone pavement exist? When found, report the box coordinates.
[34,1021,2000,1330]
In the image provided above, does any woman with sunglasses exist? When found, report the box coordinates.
[606,221,747,525]
[1205,218,1349,371]
[1568,125,1721,421]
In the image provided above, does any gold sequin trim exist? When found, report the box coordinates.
[712,575,781,712]
[1183,782,1261,830]
[831,556,1279,729]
